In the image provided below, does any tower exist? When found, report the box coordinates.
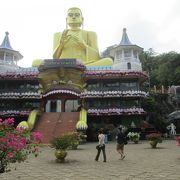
[0,32,23,72]
[109,28,143,71]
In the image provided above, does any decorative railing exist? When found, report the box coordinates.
[81,90,147,98]
[0,70,38,79]
[84,70,148,79]
[87,86,139,91]
[0,92,41,99]
[42,89,80,98]
[87,108,146,116]
[0,89,39,94]
[0,110,30,116]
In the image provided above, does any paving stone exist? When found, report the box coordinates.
[0,140,180,180]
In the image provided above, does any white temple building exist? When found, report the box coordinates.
[0,32,23,72]
[107,28,143,71]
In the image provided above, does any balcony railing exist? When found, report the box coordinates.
[81,90,147,98]
[0,109,30,116]
[0,91,41,99]
[87,107,146,116]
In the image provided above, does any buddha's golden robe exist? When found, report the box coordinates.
[53,29,112,66]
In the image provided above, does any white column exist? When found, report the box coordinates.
[137,52,139,61]
[122,49,124,61]
[45,100,51,112]
[131,49,134,59]
[4,52,6,61]
[57,100,61,112]
[13,55,15,64]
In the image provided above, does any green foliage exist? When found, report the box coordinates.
[140,50,180,87]
[142,97,156,112]
[50,135,71,150]
[64,132,80,149]
[153,117,167,133]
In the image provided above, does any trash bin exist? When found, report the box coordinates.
[104,134,108,143]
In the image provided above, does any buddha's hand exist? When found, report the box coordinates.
[60,30,71,45]
[73,36,87,49]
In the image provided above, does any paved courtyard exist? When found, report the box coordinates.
[1,140,180,180]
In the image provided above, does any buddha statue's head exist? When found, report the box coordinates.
[66,7,84,29]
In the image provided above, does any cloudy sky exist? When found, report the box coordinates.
[0,0,180,67]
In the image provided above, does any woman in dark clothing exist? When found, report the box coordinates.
[116,127,126,159]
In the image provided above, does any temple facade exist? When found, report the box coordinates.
[0,28,148,143]
[84,29,147,140]
[0,32,41,126]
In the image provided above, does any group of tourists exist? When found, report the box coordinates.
[95,126,127,162]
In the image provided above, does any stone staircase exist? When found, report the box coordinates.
[33,112,80,143]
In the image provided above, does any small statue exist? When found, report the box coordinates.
[167,123,176,136]
[131,121,136,128]
[53,7,113,66]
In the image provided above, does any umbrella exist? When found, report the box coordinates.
[167,111,180,122]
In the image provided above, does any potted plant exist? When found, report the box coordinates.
[146,133,162,148]
[78,131,87,144]
[65,132,80,150]
[50,135,71,162]
[127,132,140,143]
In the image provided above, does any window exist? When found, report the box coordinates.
[104,82,119,88]
[133,51,138,58]
[120,82,138,91]
[65,100,79,112]
[87,83,100,90]
[50,100,57,112]
[45,100,61,112]
[124,50,131,58]
[115,50,122,60]
[127,62,131,69]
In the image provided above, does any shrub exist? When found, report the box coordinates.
[0,118,42,173]
[146,133,162,143]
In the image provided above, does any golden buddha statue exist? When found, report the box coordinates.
[53,7,113,66]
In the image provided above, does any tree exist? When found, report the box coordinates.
[140,51,180,88]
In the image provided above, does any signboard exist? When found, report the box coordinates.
[43,59,77,67]
[38,59,86,72]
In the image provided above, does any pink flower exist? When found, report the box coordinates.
[31,132,43,143]
[16,126,25,134]
[0,117,42,171]
[7,152,14,158]
[3,117,14,126]
[0,118,3,125]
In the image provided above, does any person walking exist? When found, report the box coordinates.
[95,129,106,162]
[116,126,126,160]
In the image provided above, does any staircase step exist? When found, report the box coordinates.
[34,112,79,143]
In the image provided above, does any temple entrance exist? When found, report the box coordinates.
[45,100,61,112]
[86,116,122,142]
[44,93,81,113]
